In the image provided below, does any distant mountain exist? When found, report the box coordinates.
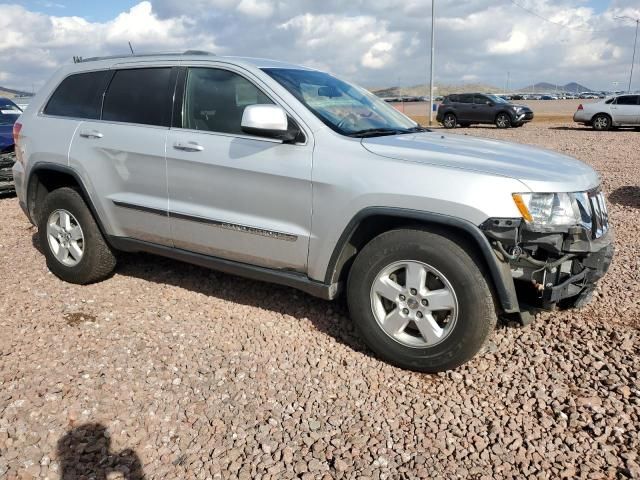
[0,86,34,98]
[372,82,499,98]
[519,81,594,93]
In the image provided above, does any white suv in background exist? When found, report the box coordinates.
[574,94,640,130]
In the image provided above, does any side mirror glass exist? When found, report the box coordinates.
[486,101,494,106]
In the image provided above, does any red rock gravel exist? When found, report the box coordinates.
[0,122,638,479]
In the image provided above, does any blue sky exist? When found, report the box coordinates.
[18,0,139,21]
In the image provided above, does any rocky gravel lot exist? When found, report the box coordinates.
[1,122,639,479]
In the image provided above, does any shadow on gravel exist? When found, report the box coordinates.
[549,126,640,132]
[57,423,145,479]
[609,186,640,209]
[117,252,372,355]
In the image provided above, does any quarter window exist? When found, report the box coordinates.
[44,71,111,119]
[182,68,273,134]
[102,68,174,127]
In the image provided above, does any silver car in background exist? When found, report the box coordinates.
[574,94,640,130]
[13,52,613,372]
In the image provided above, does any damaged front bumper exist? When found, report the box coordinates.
[481,217,614,320]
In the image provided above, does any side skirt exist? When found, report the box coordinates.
[108,236,336,300]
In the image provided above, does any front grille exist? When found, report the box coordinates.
[589,191,609,239]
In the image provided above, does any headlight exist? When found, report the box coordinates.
[512,192,592,230]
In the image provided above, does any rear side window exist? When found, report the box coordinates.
[458,94,474,104]
[444,95,457,104]
[616,95,639,105]
[44,71,111,119]
[102,68,174,127]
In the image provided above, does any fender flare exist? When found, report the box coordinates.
[26,162,110,238]
[324,207,520,313]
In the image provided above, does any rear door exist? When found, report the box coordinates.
[68,67,177,245]
[610,95,639,125]
[454,94,474,122]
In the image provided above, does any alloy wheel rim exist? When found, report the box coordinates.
[369,260,459,349]
[46,209,85,267]
[497,115,508,127]
[595,116,608,129]
[444,115,455,127]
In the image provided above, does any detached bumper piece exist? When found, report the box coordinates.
[0,151,16,193]
[481,217,614,317]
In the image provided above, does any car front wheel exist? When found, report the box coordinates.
[495,113,512,129]
[347,229,497,372]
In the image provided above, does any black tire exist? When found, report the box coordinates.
[495,112,512,129]
[442,113,457,129]
[38,187,116,284]
[592,114,611,131]
[347,229,497,372]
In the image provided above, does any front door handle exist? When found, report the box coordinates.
[174,141,204,152]
[79,130,103,139]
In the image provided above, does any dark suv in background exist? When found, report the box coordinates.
[437,93,534,129]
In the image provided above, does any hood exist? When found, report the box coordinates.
[361,132,600,193]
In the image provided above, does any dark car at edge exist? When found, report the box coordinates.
[436,93,534,129]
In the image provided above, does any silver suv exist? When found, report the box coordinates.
[13,52,613,372]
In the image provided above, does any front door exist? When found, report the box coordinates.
[166,66,313,272]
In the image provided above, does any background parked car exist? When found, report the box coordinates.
[436,93,534,129]
[0,97,21,193]
[573,94,640,131]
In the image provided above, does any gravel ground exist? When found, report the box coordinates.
[1,122,639,479]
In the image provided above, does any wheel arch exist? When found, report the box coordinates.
[26,162,109,238]
[495,110,514,122]
[324,207,520,313]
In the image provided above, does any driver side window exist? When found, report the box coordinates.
[183,68,274,135]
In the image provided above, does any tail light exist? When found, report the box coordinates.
[577,104,584,111]
[12,122,22,145]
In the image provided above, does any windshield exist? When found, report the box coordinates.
[263,68,420,137]
[0,103,22,126]
[486,94,510,104]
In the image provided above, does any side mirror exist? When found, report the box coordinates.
[241,105,298,142]
[486,101,494,106]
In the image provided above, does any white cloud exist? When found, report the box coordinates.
[0,0,639,91]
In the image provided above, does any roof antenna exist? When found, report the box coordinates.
[128,42,135,55]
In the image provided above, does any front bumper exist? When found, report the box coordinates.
[515,111,534,124]
[481,219,614,314]
[0,151,16,193]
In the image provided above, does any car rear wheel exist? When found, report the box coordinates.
[592,114,611,131]
[442,113,457,129]
[347,229,497,372]
[38,187,116,284]
[495,113,512,129]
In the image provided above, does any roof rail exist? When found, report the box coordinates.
[73,50,215,64]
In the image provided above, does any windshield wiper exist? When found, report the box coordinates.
[407,126,431,132]
[347,128,411,138]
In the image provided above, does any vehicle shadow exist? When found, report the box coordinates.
[609,186,640,209]
[32,232,519,362]
[57,423,145,479]
[548,126,639,132]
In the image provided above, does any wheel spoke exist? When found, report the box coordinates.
[59,211,71,231]
[68,241,83,261]
[69,226,83,241]
[383,309,410,336]
[424,289,456,311]
[405,263,427,294]
[55,244,70,263]
[414,313,445,344]
[374,275,404,302]
[47,222,63,238]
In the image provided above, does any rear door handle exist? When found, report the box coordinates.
[173,141,204,152]
[79,130,103,139]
